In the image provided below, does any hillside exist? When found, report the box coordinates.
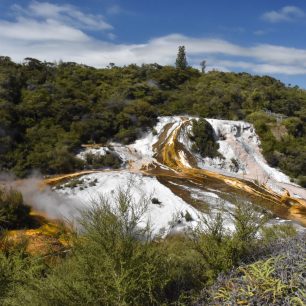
[0,57,306,187]
[0,57,306,305]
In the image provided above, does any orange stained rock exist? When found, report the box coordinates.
[4,222,72,255]
[43,170,102,187]
[289,205,306,227]
[39,117,306,227]
[156,118,306,222]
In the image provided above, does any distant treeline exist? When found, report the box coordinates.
[0,56,305,184]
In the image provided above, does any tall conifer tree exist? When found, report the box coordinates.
[175,46,188,69]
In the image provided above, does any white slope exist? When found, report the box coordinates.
[76,116,183,171]
[131,116,182,158]
[126,116,183,170]
[205,119,290,182]
[76,147,108,160]
[176,117,306,199]
[75,116,306,200]
[65,116,305,234]
[202,119,306,199]
[56,171,200,236]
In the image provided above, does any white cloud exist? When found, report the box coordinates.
[11,1,112,30]
[0,17,89,41]
[262,6,305,23]
[1,2,306,78]
[217,60,306,75]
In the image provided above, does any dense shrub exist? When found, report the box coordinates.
[190,119,221,158]
[189,200,270,283]
[298,175,306,188]
[0,187,32,230]
[0,247,47,306]
[84,151,122,169]
[196,234,306,305]
[9,189,171,306]
[0,189,302,305]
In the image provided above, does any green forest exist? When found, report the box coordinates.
[0,56,305,184]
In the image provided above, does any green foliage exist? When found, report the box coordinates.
[261,223,297,242]
[175,46,188,70]
[0,187,32,230]
[283,117,304,137]
[298,175,306,188]
[201,234,306,305]
[0,60,165,176]
[0,247,47,306]
[161,234,207,304]
[115,100,158,143]
[247,111,306,180]
[184,210,193,222]
[10,189,171,306]
[84,151,122,169]
[190,200,271,284]
[0,189,302,305]
[190,119,221,158]
[0,58,305,180]
[216,257,288,304]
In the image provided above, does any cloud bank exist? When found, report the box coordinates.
[1,2,306,78]
[262,6,305,23]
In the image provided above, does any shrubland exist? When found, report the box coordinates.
[196,234,306,305]
[0,56,305,183]
[0,186,302,305]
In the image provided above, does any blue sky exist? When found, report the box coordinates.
[0,1,306,87]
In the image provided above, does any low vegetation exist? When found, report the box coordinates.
[0,186,302,305]
[197,234,305,305]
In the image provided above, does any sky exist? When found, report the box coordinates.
[0,0,306,87]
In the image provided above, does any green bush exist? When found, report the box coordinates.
[261,224,297,242]
[298,175,306,187]
[184,210,193,222]
[0,187,32,230]
[198,234,306,305]
[189,200,269,283]
[0,247,47,306]
[12,189,170,306]
[190,119,221,158]
[0,190,301,305]
[84,151,122,169]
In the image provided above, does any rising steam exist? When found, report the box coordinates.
[0,172,83,221]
